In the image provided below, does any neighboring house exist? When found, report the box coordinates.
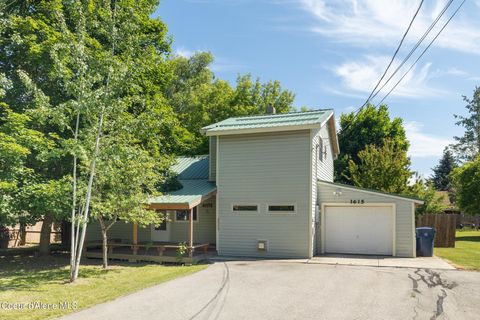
[434,191,460,215]
[86,109,423,259]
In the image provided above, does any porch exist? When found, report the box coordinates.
[84,241,217,264]
[84,156,217,264]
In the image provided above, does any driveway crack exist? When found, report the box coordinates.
[430,289,447,320]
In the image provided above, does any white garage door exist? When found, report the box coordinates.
[324,206,394,255]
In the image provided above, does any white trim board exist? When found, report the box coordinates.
[317,181,424,204]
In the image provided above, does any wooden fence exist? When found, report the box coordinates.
[416,214,457,248]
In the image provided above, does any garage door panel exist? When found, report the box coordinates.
[324,206,393,255]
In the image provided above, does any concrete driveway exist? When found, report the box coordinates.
[64,260,480,320]
[310,254,456,269]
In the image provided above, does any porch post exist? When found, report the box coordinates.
[132,223,138,255]
[188,208,193,258]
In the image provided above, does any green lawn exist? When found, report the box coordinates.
[435,230,480,271]
[0,249,207,320]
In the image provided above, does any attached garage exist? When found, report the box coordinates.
[316,181,424,257]
[323,205,394,255]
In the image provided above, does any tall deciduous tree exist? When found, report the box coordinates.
[430,147,457,191]
[1,0,177,261]
[452,87,480,161]
[335,104,409,184]
[346,139,412,194]
[451,157,480,215]
[166,53,295,154]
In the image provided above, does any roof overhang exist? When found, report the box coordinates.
[324,115,340,156]
[201,123,321,137]
[317,180,424,205]
[149,189,217,210]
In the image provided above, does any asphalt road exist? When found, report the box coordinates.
[63,260,480,320]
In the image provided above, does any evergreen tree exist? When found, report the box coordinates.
[430,147,457,191]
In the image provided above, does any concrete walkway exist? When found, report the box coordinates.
[309,254,456,269]
[63,260,479,320]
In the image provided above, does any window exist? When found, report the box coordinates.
[268,204,296,213]
[155,220,167,231]
[175,207,198,222]
[233,204,258,212]
[155,210,167,230]
[317,139,327,161]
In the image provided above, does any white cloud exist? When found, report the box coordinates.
[174,47,247,73]
[174,48,197,58]
[298,0,480,54]
[404,121,453,158]
[333,55,444,99]
[467,76,480,81]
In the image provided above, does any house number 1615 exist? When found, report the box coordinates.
[350,199,365,204]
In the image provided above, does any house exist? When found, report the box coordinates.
[85,109,423,261]
[434,191,460,215]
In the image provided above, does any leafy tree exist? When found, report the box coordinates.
[166,53,295,154]
[451,157,480,215]
[408,175,447,216]
[452,87,480,161]
[335,104,409,183]
[0,0,178,261]
[430,146,457,203]
[90,133,161,269]
[346,139,412,194]
[0,78,66,249]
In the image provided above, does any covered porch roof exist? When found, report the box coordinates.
[149,179,216,210]
[148,156,216,210]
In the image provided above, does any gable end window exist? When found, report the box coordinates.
[232,204,258,212]
[268,204,296,213]
[175,207,198,222]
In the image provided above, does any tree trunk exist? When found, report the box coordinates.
[19,223,26,246]
[102,230,108,269]
[39,213,54,256]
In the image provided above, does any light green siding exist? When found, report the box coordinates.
[209,137,217,181]
[169,197,216,244]
[86,221,151,242]
[217,130,311,258]
[311,124,336,254]
[86,198,216,245]
[316,183,416,257]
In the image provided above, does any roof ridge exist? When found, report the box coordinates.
[216,117,320,128]
[317,180,424,203]
[223,109,333,121]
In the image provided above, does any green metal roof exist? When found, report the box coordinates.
[172,156,209,180]
[317,180,424,204]
[149,179,216,206]
[201,109,334,134]
[149,156,215,207]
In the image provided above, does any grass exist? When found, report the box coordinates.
[435,229,480,271]
[0,249,207,319]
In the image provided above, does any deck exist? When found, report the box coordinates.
[84,242,216,264]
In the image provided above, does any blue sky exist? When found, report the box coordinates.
[154,0,480,177]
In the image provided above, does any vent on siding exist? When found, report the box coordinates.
[257,240,268,251]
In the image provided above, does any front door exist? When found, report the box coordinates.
[151,210,171,242]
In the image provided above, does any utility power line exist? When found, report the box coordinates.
[339,0,424,135]
[359,0,425,109]
[369,0,455,103]
[376,0,467,106]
